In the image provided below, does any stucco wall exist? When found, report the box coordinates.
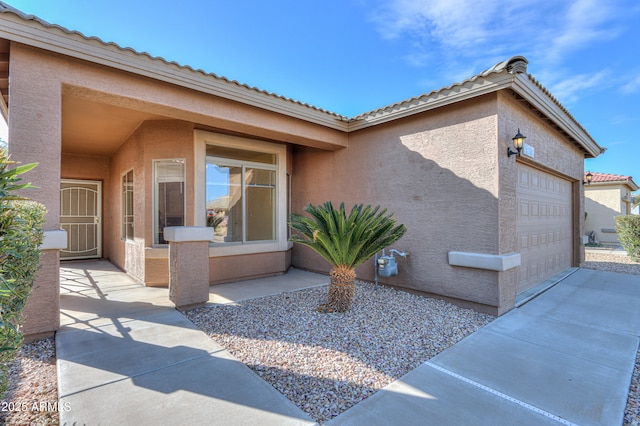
[496,90,585,308]
[585,185,625,243]
[102,120,194,282]
[293,94,502,312]
[21,250,60,339]
[497,90,585,253]
[209,251,291,285]
[142,250,291,287]
[8,44,62,229]
[108,123,144,280]
[293,90,587,314]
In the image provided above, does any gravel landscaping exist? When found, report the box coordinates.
[186,282,493,423]
[2,250,640,424]
[0,337,58,426]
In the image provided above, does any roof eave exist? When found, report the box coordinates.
[0,10,350,131]
[347,72,517,131]
[349,71,604,159]
[511,74,603,159]
[588,180,640,191]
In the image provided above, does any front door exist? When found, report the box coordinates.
[60,180,102,260]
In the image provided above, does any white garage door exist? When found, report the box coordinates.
[516,164,573,294]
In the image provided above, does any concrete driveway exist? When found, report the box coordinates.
[330,267,640,425]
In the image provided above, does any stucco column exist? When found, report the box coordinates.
[23,230,67,341]
[8,44,65,340]
[164,226,213,310]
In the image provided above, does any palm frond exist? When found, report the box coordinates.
[290,201,407,269]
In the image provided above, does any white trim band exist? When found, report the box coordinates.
[448,251,521,271]
[164,226,214,242]
[39,230,68,250]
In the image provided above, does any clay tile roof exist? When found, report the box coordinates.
[586,172,639,190]
[351,56,530,121]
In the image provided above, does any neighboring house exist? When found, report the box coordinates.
[584,172,639,244]
[0,3,605,339]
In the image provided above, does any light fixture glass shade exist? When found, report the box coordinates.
[512,129,526,150]
[585,172,593,183]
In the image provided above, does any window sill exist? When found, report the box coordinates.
[209,240,290,257]
[144,241,292,258]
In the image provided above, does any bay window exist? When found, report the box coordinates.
[195,131,287,253]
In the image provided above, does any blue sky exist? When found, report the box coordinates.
[3,0,640,179]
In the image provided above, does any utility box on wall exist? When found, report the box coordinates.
[376,249,408,278]
[377,255,398,277]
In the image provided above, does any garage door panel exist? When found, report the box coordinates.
[516,164,573,294]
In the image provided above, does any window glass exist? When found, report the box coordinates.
[122,170,134,240]
[246,168,276,241]
[154,160,185,244]
[206,163,242,243]
[206,148,277,243]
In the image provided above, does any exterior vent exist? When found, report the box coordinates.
[507,58,528,74]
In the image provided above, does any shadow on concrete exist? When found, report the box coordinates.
[57,262,314,424]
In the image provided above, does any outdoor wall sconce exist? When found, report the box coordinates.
[584,171,593,185]
[508,129,526,157]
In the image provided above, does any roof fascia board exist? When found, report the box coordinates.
[589,180,640,191]
[0,14,350,131]
[511,74,601,158]
[347,73,516,131]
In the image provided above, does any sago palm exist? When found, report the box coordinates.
[289,202,407,312]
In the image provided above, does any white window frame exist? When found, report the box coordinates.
[121,169,134,241]
[194,130,289,256]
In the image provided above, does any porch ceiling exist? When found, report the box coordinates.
[62,95,170,156]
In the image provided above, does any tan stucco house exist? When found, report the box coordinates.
[0,3,605,339]
[584,172,638,244]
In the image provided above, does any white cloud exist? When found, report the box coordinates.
[372,0,505,47]
[365,0,639,107]
[544,0,620,63]
[547,69,609,104]
[369,0,630,71]
[622,75,640,94]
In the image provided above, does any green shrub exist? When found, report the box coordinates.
[0,149,44,397]
[615,215,640,260]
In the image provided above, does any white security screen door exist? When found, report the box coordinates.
[60,180,102,260]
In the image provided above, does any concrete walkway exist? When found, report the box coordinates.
[57,262,640,425]
[57,261,326,425]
